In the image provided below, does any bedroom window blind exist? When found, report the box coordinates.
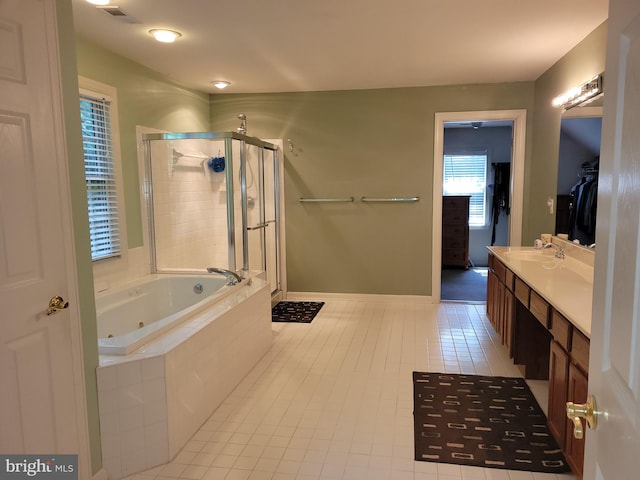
[443,153,488,226]
[80,91,121,261]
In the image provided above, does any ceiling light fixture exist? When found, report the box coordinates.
[552,75,603,111]
[86,0,110,5]
[212,81,231,89]
[149,29,182,43]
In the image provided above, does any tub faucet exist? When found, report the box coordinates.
[207,267,243,285]
[542,242,565,259]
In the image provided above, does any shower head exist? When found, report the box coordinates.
[237,113,247,134]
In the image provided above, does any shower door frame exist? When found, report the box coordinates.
[142,131,283,296]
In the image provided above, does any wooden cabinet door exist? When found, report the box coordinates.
[504,290,514,358]
[565,363,588,478]
[548,341,569,449]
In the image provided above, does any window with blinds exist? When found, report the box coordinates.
[80,91,121,261]
[443,153,488,226]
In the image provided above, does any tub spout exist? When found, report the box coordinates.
[207,267,243,285]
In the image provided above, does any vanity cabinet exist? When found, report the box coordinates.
[442,196,470,268]
[487,255,514,356]
[487,252,590,479]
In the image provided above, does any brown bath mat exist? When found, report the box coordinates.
[413,372,570,474]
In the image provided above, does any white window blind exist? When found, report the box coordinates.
[80,92,121,261]
[443,153,488,226]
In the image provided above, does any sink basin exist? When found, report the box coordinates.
[503,250,557,261]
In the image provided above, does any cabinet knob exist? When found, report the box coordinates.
[566,394,598,439]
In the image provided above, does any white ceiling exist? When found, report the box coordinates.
[70,0,609,95]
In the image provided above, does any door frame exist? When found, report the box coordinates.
[432,109,526,302]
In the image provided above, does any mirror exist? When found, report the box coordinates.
[555,99,602,247]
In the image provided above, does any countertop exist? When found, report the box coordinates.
[487,244,593,338]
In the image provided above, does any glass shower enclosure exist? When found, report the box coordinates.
[141,131,281,296]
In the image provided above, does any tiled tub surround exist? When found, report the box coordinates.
[96,276,272,479]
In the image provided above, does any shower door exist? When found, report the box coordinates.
[241,142,280,295]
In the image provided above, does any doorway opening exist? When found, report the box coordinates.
[433,110,526,303]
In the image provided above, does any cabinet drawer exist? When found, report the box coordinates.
[443,249,467,264]
[493,258,506,284]
[442,236,468,250]
[550,310,572,351]
[571,330,590,374]
[530,291,550,328]
[443,210,468,225]
[443,224,467,237]
[515,277,530,306]
[505,269,515,292]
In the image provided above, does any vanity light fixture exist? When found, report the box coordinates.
[212,81,231,89]
[552,75,603,111]
[86,0,110,5]
[149,29,182,43]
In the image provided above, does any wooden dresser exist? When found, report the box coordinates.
[442,195,470,268]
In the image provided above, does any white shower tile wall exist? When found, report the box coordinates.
[154,139,229,271]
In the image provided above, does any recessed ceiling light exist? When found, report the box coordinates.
[212,81,231,89]
[86,0,110,5]
[149,29,182,43]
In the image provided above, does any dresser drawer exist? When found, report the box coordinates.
[443,249,467,264]
[443,209,468,225]
[443,224,468,238]
[442,236,468,250]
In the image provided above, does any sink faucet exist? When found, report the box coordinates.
[542,242,565,259]
[207,267,243,285]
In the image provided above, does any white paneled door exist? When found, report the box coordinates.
[0,0,90,477]
[585,0,640,478]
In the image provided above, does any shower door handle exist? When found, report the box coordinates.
[247,223,269,231]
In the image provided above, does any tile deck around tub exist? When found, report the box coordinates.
[122,298,576,480]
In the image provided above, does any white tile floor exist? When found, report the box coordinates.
[124,298,576,480]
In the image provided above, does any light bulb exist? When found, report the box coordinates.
[149,29,182,43]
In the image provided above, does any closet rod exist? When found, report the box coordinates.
[360,196,419,203]
[299,197,355,203]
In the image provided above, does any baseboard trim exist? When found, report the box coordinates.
[92,468,109,480]
[285,291,434,304]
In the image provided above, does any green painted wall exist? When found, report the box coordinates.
[210,84,535,295]
[525,22,607,244]
[70,35,210,474]
[75,37,211,248]
[56,0,102,473]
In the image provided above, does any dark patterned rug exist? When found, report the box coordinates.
[271,301,324,323]
[413,372,570,473]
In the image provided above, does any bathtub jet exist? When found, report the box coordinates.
[207,267,243,285]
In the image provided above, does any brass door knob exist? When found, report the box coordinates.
[46,296,69,316]
[566,394,597,439]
